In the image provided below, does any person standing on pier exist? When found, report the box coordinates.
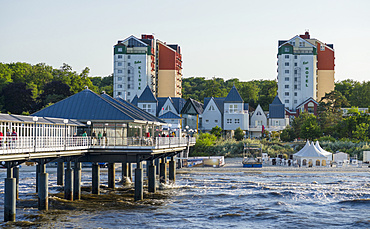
[6,129,11,149]
[0,131,3,147]
[11,128,17,148]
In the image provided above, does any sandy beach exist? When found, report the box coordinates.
[177,157,370,173]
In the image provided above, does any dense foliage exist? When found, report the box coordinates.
[0,62,112,114]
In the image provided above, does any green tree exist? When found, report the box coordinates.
[210,126,222,138]
[352,123,369,141]
[38,81,72,108]
[1,82,36,114]
[300,114,322,140]
[280,126,295,142]
[234,127,244,141]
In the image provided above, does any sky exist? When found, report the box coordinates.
[1,0,370,82]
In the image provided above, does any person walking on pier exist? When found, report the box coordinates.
[11,128,17,149]
[0,131,3,147]
[6,129,11,149]
[98,131,102,145]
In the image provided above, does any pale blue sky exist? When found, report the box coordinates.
[1,0,370,82]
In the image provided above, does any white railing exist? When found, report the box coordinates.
[0,136,196,155]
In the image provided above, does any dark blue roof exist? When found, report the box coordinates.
[181,98,204,115]
[138,86,157,103]
[157,97,168,115]
[131,95,138,106]
[204,97,225,113]
[158,111,181,119]
[224,86,243,103]
[33,89,161,123]
[269,96,285,118]
[170,97,186,113]
[102,93,164,123]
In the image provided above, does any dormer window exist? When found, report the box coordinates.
[229,104,237,113]
[209,105,215,111]
[256,111,261,115]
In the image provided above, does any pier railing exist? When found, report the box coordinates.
[0,136,196,155]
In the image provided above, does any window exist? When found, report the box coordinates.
[294,85,298,89]
[118,70,122,73]
[285,55,289,59]
[256,120,262,126]
[209,105,215,111]
[235,119,240,124]
[285,62,289,66]
[117,92,121,96]
[308,102,315,113]
[127,55,131,59]
[294,55,297,59]
[294,62,297,66]
[294,70,298,74]
[285,77,289,81]
[275,120,280,126]
[294,100,297,104]
[299,41,304,47]
[127,92,130,96]
[138,79,141,81]
[138,87,141,90]
[118,55,122,59]
[294,77,298,82]
[285,92,289,96]
[320,45,325,51]
[118,48,122,52]
[256,111,261,115]
[215,120,218,123]
[229,104,237,113]
[285,70,289,74]
[128,63,131,66]
[118,62,122,66]
[118,84,122,88]
[294,92,297,96]
[118,77,122,81]
[128,70,131,74]
[284,48,289,52]
[285,99,289,103]
[128,84,130,89]
[227,119,232,124]
[128,77,131,81]
[285,85,289,88]
[205,120,209,123]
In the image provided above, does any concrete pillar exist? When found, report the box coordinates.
[13,166,19,199]
[4,166,16,222]
[148,160,156,193]
[57,162,64,186]
[92,162,100,195]
[73,162,81,200]
[155,158,159,175]
[108,163,115,189]
[122,162,131,184]
[36,163,40,193]
[134,159,143,201]
[4,178,16,222]
[128,163,132,181]
[160,158,167,184]
[38,173,48,210]
[169,156,176,183]
[64,161,73,200]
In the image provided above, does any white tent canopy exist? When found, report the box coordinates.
[315,141,333,161]
[293,141,329,167]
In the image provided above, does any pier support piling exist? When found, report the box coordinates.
[4,165,16,222]
[128,163,132,181]
[57,162,64,186]
[148,160,156,193]
[160,158,167,184]
[13,166,19,199]
[38,173,48,210]
[134,157,143,201]
[73,162,81,200]
[36,163,40,193]
[64,161,73,200]
[169,156,176,183]
[108,163,115,189]
[92,162,100,195]
[122,162,131,184]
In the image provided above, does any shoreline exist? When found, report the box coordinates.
[177,157,370,173]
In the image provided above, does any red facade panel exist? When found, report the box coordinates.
[317,43,335,70]
[158,43,176,70]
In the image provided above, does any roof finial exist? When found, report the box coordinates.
[84,86,88,89]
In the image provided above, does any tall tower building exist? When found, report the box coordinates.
[113,34,182,102]
[277,31,334,110]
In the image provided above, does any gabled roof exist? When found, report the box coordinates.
[131,95,138,106]
[295,97,319,110]
[102,93,164,124]
[224,86,243,103]
[269,96,285,118]
[251,104,266,119]
[278,35,316,48]
[138,86,157,103]
[158,111,181,119]
[120,35,148,47]
[33,89,162,123]
[170,97,186,113]
[181,98,204,115]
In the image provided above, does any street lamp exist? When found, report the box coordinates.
[168,123,172,136]
[87,121,91,146]
[177,123,181,138]
[33,116,38,152]
[63,119,68,149]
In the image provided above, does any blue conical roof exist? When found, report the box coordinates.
[138,86,157,103]
[271,95,283,104]
[224,86,243,103]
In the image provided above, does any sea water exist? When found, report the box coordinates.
[0,161,369,228]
